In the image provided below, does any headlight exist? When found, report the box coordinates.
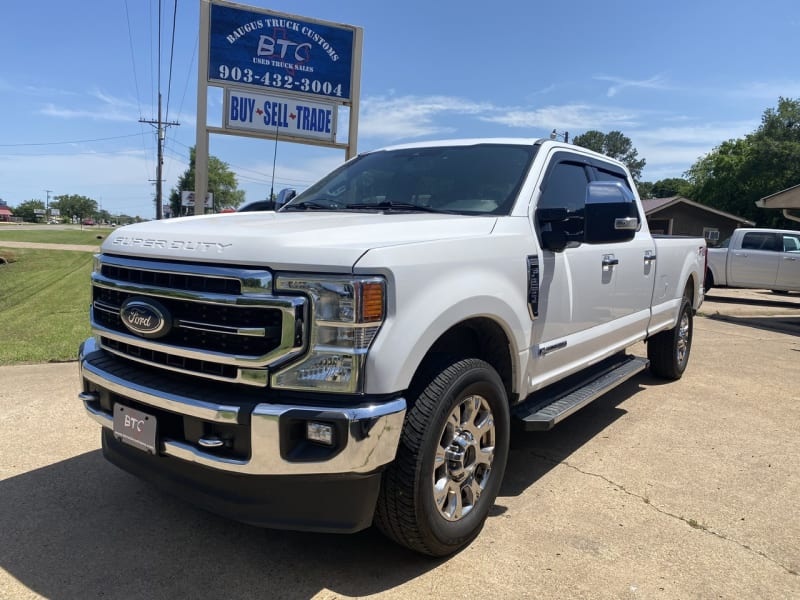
[272,275,385,393]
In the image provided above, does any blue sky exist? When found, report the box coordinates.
[1,0,799,218]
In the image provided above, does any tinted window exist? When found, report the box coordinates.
[283,144,536,216]
[593,166,631,189]
[742,232,780,251]
[538,161,589,212]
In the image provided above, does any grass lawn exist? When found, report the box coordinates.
[0,247,93,364]
[0,227,112,245]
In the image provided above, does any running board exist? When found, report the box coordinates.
[513,354,649,431]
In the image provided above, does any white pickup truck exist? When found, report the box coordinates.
[79,139,706,556]
[706,227,800,293]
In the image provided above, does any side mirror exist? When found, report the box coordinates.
[275,188,297,209]
[536,207,583,252]
[584,181,638,244]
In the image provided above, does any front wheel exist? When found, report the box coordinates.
[648,297,693,380]
[374,358,510,556]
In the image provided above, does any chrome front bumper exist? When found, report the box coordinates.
[79,337,406,476]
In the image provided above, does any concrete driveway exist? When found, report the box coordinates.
[1,291,798,599]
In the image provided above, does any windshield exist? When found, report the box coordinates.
[281,143,537,215]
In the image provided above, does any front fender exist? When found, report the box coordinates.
[354,230,532,395]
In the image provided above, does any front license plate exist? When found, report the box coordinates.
[113,404,157,455]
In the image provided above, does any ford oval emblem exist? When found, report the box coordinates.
[120,297,172,339]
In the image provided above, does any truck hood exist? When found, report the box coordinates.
[102,211,497,270]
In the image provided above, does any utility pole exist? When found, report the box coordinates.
[44,189,52,212]
[140,93,179,219]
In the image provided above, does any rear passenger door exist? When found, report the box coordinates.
[591,163,655,340]
[776,232,800,290]
[729,231,780,288]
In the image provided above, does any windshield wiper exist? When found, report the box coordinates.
[281,200,338,211]
[344,201,453,213]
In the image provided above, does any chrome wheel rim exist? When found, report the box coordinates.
[432,394,496,522]
[676,309,690,366]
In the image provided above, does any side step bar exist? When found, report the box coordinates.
[513,354,649,431]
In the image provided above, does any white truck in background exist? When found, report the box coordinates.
[79,139,706,556]
[706,228,800,294]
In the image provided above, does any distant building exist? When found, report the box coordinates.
[0,200,12,222]
[642,196,755,246]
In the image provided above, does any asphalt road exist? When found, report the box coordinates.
[1,291,798,599]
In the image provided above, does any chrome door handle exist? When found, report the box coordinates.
[602,255,619,267]
[644,252,657,263]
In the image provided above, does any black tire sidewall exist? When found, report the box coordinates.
[414,362,510,553]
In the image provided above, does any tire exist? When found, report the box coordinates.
[648,297,693,380]
[374,358,510,556]
[704,269,714,294]
[771,289,790,295]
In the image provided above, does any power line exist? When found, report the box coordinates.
[0,133,146,147]
[165,0,178,123]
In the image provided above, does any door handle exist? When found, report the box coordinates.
[644,252,656,263]
[602,255,619,267]
[784,256,797,261]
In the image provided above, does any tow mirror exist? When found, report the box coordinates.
[584,181,638,244]
[275,188,297,209]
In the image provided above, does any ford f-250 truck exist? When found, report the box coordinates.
[705,227,800,294]
[79,139,706,556]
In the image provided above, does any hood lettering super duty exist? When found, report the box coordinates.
[112,237,232,253]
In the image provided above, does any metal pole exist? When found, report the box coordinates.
[156,93,164,219]
[194,0,211,215]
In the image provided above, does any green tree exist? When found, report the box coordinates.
[13,199,46,222]
[572,130,647,181]
[169,147,246,216]
[637,181,654,199]
[51,194,98,223]
[651,177,691,198]
[686,97,800,227]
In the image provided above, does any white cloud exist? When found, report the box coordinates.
[594,74,670,98]
[38,89,140,122]
[359,94,492,140]
[481,103,640,131]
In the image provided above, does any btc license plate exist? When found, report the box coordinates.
[113,404,157,455]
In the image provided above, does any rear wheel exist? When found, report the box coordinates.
[648,297,693,380]
[704,269,714,293]
[374,358,510,556]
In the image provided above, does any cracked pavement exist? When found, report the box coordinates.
[1,292,799,599]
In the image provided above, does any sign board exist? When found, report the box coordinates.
[181,191,214,208]
[225,89,336,141]
[50,208,60,216]
[34,209,46,215]
[209,2,356,101]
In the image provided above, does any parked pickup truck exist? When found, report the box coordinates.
[706,228,800,293]
[79,139,706,556]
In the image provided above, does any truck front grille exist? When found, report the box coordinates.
[91,255,306,386]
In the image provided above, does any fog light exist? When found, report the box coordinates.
[306,421,334,446]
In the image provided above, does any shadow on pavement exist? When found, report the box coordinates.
[1,378,649,599]
[705,313,800,337]
[500,378,641,500]
[0,452,439,599]
[703,290,799,310]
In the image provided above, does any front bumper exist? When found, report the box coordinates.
[79,337,406,476]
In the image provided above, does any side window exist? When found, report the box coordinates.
[593,166,632,190]
[783,234,800,252]
[741,232,780,251]
[538,160,589,212]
